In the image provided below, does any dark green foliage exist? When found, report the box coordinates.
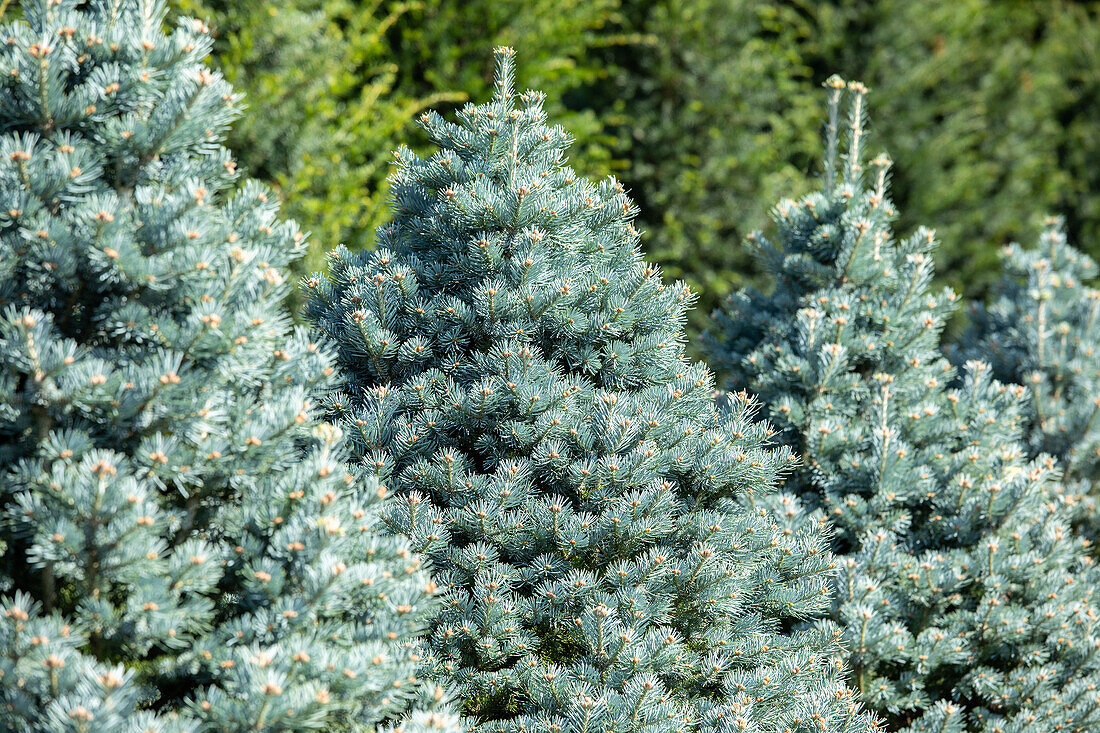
[956,219,1100,546]
[170,0,624,302]
[171,0,466,284]
[174,0,1100,348]
[305,48,876,733]
[389,0,626,180]
[821,0,1100,302]
[604,0,1100,341]
[0,2,456,729]
[705,79,1100,732]
[599,0,827,339]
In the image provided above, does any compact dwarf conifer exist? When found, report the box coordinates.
[304,48,877,733]
[0,2,457,731]
[704,79,1100,732]
[956,220,1100,542]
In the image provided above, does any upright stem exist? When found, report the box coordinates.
[37,55,54,133]
[1033,295,1048,426]
[846,82,868,185]
[822,77,845,197]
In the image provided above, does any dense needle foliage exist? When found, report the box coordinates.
[305,48,876,733]
[957,219,1100,547]
[705,78,1100,732]
[0,2,456,730]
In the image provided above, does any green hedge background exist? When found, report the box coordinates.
[170,0,1100,342]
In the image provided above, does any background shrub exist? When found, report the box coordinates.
[178,0,1100,347]
[172,0,627,301]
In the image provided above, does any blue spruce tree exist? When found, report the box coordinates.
[705,78,1100,732]
[304,47,877,733]
[955,220,1100,545]
[0,2,457,730]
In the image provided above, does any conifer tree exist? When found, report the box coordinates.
[705,79,1100,732]
[304,47,876,733]
[0,2,457,730]
[955,220,1100,542]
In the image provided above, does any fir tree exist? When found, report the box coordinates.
[0,2,457,730]
[304,47,876,733]
[955,219,1100,544]
[705,79,1100,732]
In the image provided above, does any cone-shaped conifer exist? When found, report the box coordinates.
[0,2,457,730]
[305,48,876,733]
[705,78,1100,732]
